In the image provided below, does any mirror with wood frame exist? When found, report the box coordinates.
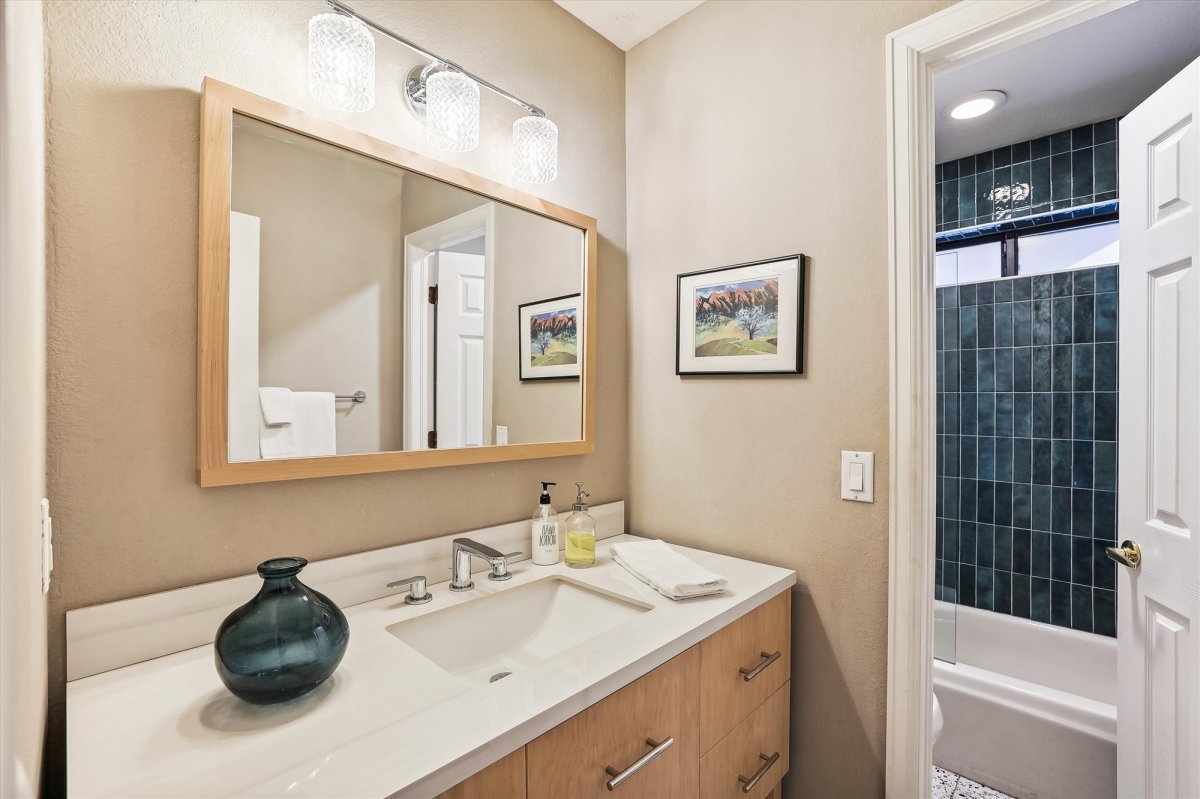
[198,79,596,486]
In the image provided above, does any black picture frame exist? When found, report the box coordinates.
[675,254,806,376]
[518,293,582,382]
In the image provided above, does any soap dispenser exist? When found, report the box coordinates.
[563,482,596,568]
[531,481,560,566]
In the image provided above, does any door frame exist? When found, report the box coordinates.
[883,2,1132,795]
[402,203,496,450]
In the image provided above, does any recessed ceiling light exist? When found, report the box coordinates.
[947,90,1007,120]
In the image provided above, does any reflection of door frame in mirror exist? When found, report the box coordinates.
[402,204,496,451]
[197,78,597,486]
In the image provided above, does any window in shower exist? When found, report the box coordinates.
[935,218,1118,285]
[1018,220,1119,274]
[935,241,1002,287]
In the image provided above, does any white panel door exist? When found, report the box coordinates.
[1117,57,1200,799]
[435,251,487,448]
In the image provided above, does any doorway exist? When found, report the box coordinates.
[885,2,1200,797]
[403,204,496,450]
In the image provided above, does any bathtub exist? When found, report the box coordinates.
[933,602,1117,799]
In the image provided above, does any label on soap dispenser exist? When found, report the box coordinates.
[532,519,559,565]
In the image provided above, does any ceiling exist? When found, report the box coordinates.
[935,0,1200,162]
[554,0,704,51]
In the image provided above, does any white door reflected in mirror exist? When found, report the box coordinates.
[435,248,488,449]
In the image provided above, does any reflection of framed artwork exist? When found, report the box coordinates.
[519,293,581,381]
[676,254,805,376]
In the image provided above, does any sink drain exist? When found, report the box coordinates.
[489,671,513,683]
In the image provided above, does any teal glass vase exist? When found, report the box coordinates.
[214,557,349,704]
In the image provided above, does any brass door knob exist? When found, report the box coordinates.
[1105,540,1141,569]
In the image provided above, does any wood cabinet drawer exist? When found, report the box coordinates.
[435,749,525,799]
[526,647,700,799]
[699,591,791,752]
[699,681,790,799]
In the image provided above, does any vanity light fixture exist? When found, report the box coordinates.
[947,90,1007,120]
[307,13,375,113]
[311,1,558,181]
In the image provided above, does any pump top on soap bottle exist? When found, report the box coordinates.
[563,481,596,568]
[531,481,560,566]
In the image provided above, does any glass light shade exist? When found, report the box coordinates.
[512,115,558,184]
[308,14,375,113]
[426,71,480,152]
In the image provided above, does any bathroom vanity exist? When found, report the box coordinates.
[66,515,795,798]
[67,81,796,798]
[445,590,791,799]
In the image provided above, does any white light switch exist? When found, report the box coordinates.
[841,451,874,503]
[495,425,508,445]
[849,461,865,491]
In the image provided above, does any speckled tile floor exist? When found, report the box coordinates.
[933,766,1016,799]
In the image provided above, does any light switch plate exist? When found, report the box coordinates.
[841,451,875,503]
[495,425,508,445]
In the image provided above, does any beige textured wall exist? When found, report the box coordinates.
[399,170,485,238]
[43,0,625,784]
[491,203,584,445]
[625,2,949,796]
[233,117,406,454]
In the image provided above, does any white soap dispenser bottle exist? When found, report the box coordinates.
[531,481,560,565]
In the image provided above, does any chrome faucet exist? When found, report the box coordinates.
[450,538,520,591]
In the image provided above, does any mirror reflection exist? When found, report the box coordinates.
[227,114,584,462]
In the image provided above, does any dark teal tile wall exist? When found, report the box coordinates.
[935,265,1118,637]
[936,119,1119,233]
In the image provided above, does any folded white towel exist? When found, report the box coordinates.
[259,391,336,459]
[258,387,295,426]
[258,416,296,460]
[611,539,727,600]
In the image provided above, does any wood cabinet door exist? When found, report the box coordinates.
[699,591,791,752]
[435,749,526,799]
[526,647,700,799]
[699,681,790,799]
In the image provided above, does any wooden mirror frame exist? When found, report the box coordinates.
[198,79,597,487]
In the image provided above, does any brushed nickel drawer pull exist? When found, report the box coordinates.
[739,650,782,682]
[604,737,674,791]
[737,751,780,793]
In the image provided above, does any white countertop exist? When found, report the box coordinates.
[67,535,795,798]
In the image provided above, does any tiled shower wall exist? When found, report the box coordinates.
[935,266,1119,636]
[935,119,1119,232]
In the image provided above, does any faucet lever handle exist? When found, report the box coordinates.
[488,551,522,582]
[387,575,433,605]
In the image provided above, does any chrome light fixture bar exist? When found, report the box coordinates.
[323,0,546,118]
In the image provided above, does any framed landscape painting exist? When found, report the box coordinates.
[519,293,581,381]
[676,254,805,375]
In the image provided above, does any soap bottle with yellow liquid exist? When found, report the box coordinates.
[563,481,596,568]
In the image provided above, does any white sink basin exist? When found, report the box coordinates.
[387,576,651,685]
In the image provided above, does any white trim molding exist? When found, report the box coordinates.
[402,203,497,450]
[883,2,1131,797]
